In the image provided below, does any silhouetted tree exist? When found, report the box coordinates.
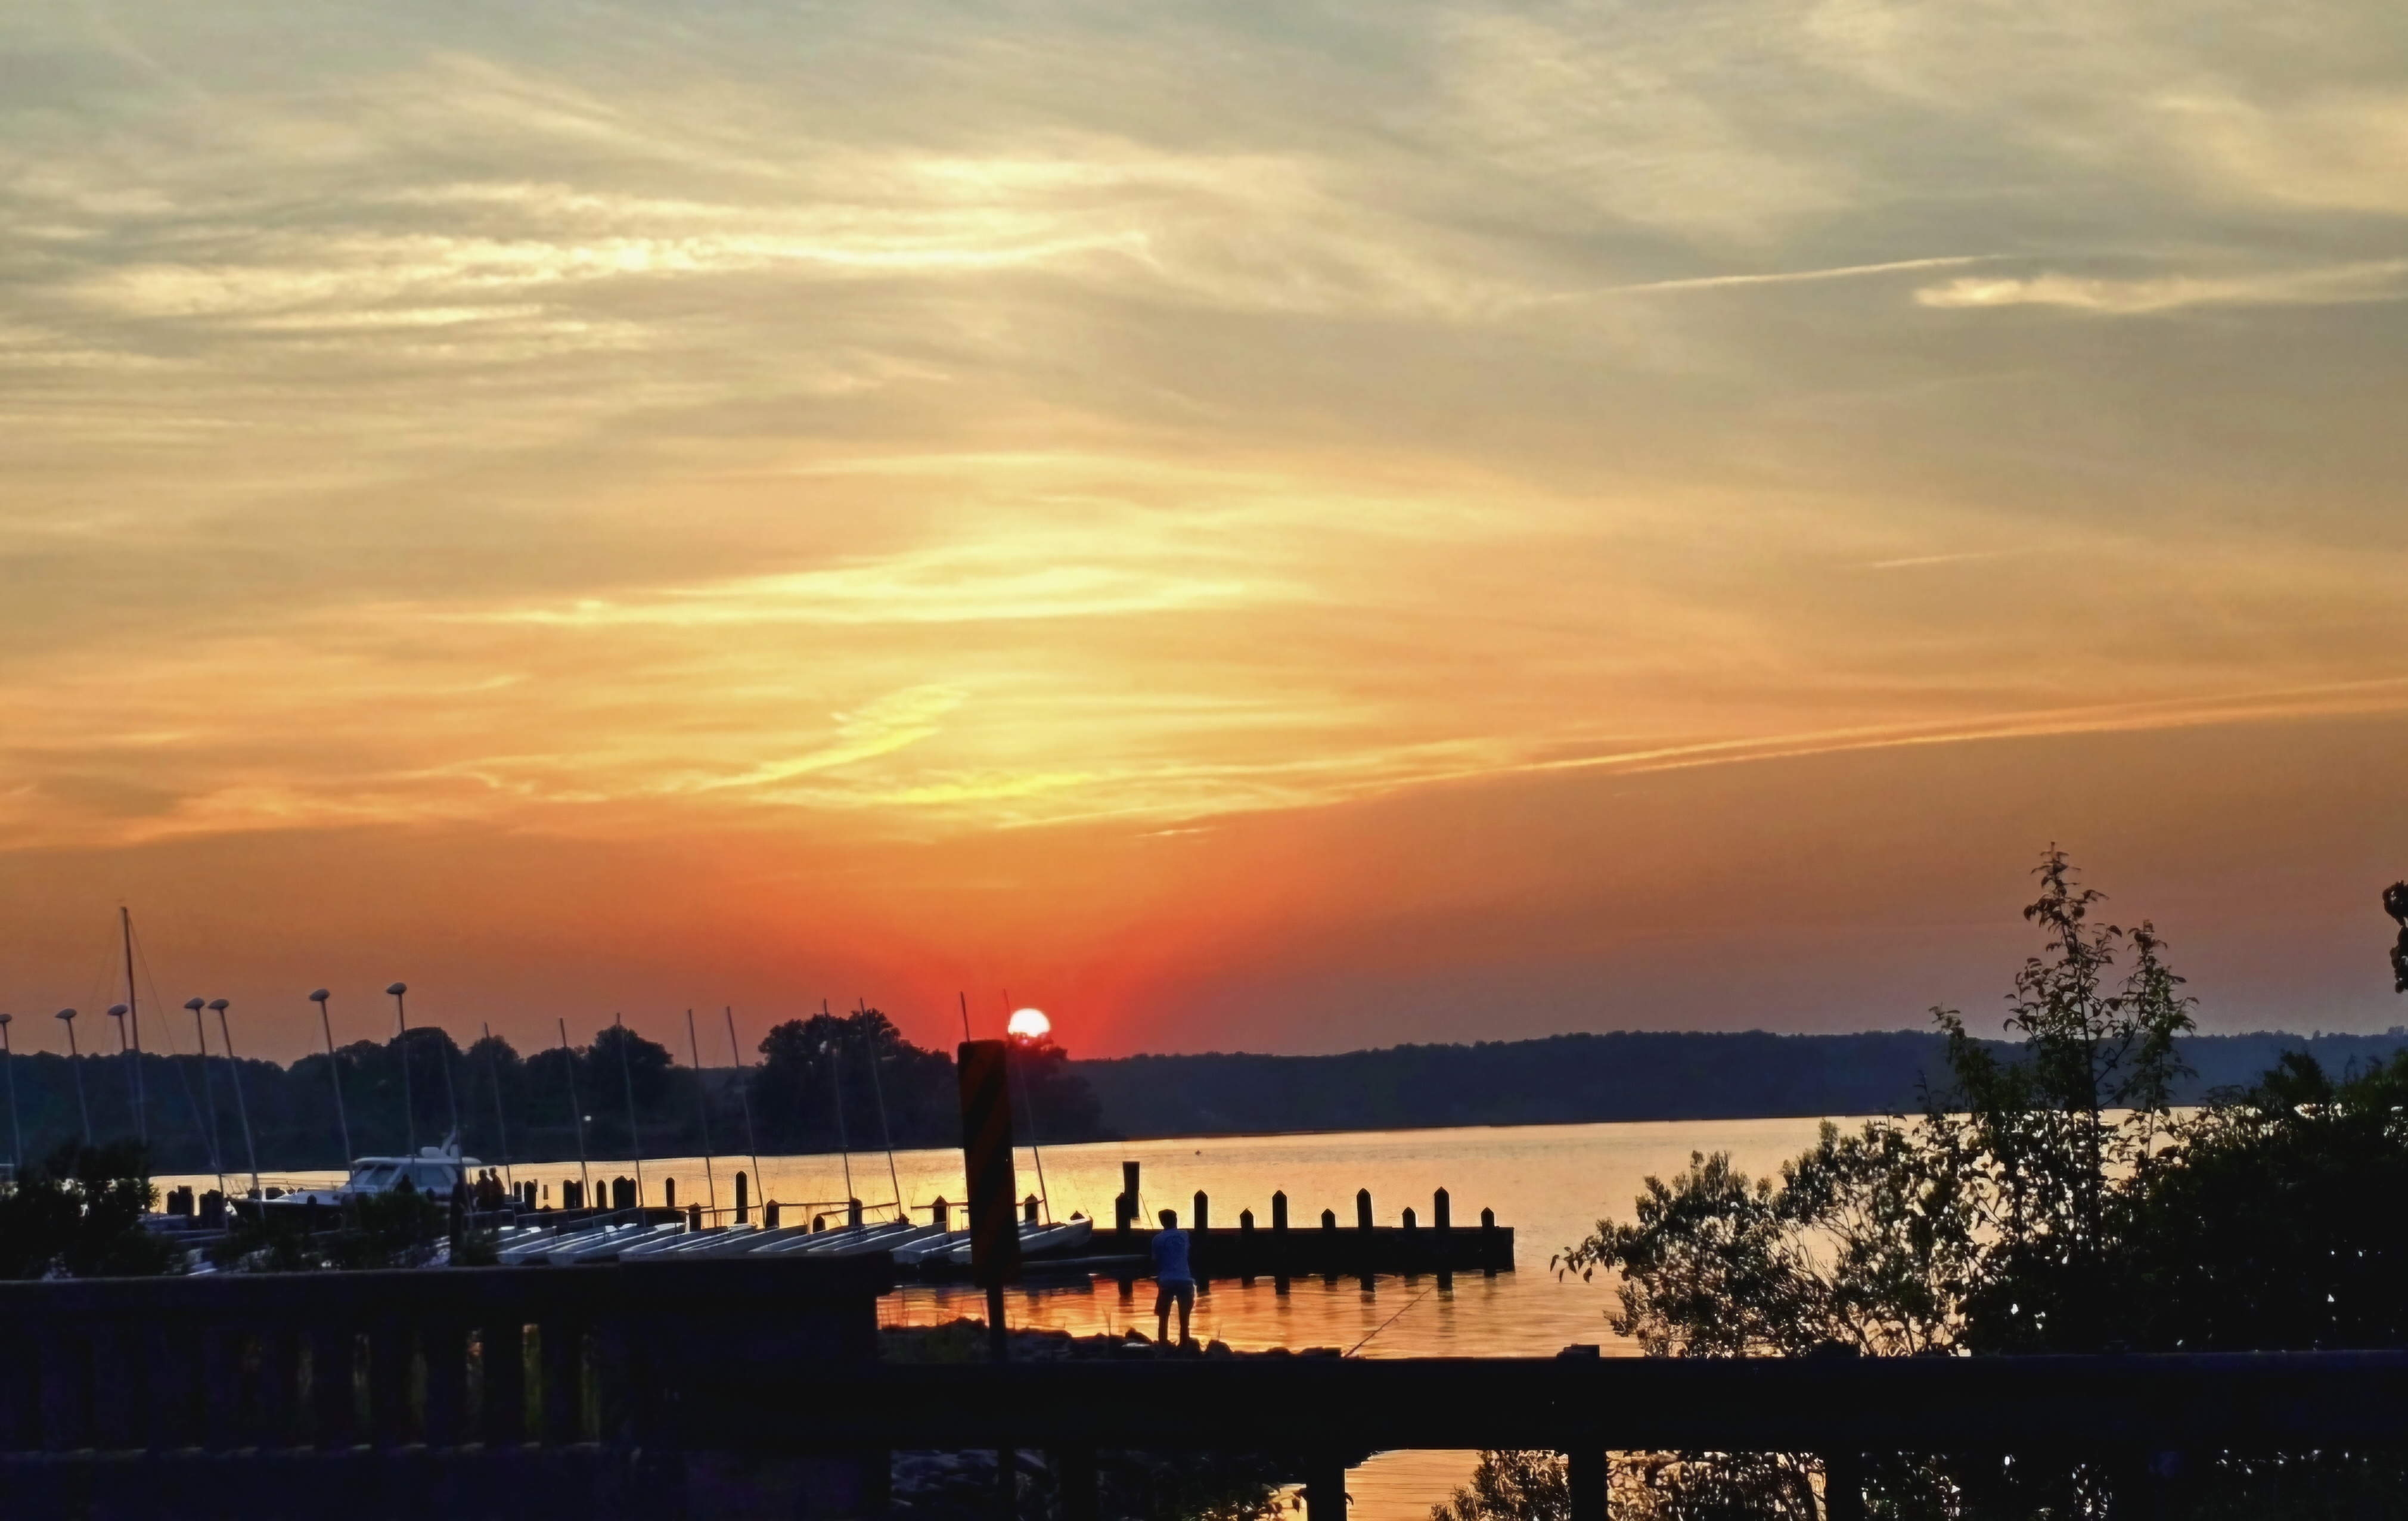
[1551,852,2408,1521]
[0,1141,178,1279]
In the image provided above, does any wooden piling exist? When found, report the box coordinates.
[665,1178,677,1210]
[734,1171,749,1224]
[1273,1191,1290,1294]
[1024,1194,1039,1225]
[849,1197,864,1230]
[1482,1208,1498,1278]
[1435,1188,1453,1289]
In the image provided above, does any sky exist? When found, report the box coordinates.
[2,0,2404,1063]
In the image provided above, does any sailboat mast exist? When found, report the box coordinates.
[725,1007,764,1209]
[858,998,905,1221]
[558,1017,591,1203]
[824,999,853,1211]
[119,908,147,1143]
[614,1013,645,1210]
[685,1009,718,1218]
[1003,990,1052,1226]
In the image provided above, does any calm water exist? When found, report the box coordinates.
[166,1116,1848,1519]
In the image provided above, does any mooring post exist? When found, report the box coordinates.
[1481,1207,1498,1277]
[688,1200,703,1230]
[1434,1188,1453,1289]
[734,1170,749,1224]
[933,1195,949,1230]
[665,1177,677,1210]
[1355,1189,1375,1289]
[1025,1193,1040,1225]
[850,1197,864,1229]
[1240,1208,1256,1286]
[1306,1455,1349,1521]
[1273,1190,1291,1293]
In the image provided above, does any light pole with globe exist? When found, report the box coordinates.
[182,997,224,1190]
[312,989,353,1166]
[55,1010,92,1145]
[212,1000,260,1196]
[107,1003,144,1143]
[1,1012,20,1179]
[389,982,417,1156]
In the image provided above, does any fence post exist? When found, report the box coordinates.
[1307,1455,1349,1521]
[482,1315,527,1446]
[1567,1449,1606,1521]
[1822,1452,1864,1521]
[1056,1446,1101,1521]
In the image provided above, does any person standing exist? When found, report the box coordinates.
[1152,1207,1196,1349]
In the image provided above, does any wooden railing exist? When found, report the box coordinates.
[0,1255,891,1518]
[678,1347,2408,1521]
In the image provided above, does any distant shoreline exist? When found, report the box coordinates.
[1069,1028,2408,1141]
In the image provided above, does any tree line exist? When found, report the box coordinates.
[0,1008,1108,1175]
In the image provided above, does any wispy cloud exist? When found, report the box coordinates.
[1916,261,2408,315]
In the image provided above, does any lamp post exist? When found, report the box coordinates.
[311,989,353,1167]
[210,1000,260,1196]
[1,1013,21,1181]
[106,1003,142,1143]
[182,997,224,1192]
[388,982,416,1157]
[56,1010,91,1145]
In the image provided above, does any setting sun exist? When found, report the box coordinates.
[1007,1008,1052,1041]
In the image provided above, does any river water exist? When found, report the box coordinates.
[167,1116,1850,1519]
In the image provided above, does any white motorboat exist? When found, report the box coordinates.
[271,1132,482,1208]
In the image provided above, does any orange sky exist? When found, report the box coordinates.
[2,2,2405,1061]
